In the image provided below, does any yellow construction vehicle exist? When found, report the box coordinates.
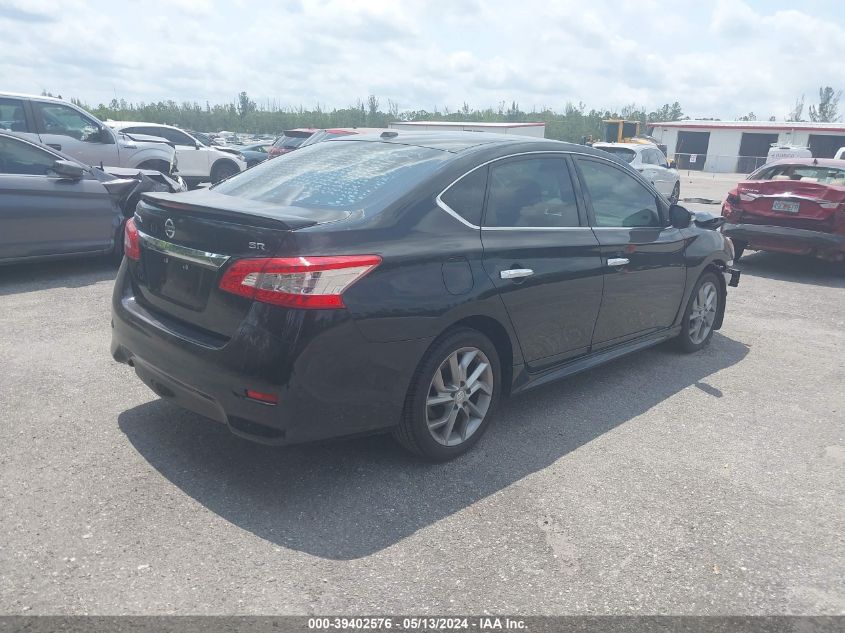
[603,119,641,143]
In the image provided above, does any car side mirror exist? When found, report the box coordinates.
[669,204,693,229]
[668,160,677,169]
[51,159,85,180]
[195,142,202,149]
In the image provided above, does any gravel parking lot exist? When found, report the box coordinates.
[1,174,843,615]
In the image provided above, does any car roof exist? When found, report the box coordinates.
[106,121,183,131]
[592,142,649,151]
[0,91,69,105]
[763,158,845,168]
[329,131,584,154]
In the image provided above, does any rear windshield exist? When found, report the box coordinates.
[272,135,308,149]
[751,164,845,184]
[596,146,636,163]
[213,140,451,210]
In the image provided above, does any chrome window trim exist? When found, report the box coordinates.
[137,229,230,270]
[435,149,650,231]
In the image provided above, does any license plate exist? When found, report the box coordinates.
[772,200,800,213]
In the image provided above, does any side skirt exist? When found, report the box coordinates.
[510,326,682,396]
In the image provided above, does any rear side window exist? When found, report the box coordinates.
[0,135,59,176]
[440,167,488,226]
[576,158,661,228]
[214,140,451,210]
[0,97,29,133]
[484,157,580,228]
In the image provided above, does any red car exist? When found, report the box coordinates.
[721,159,845,261]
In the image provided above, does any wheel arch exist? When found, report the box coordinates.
[439,314,515,397]
[211,157,241,180]
[704,260,728,330]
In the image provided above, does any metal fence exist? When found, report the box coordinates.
[671,153,769,175]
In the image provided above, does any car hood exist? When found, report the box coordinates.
[117,131,175,150]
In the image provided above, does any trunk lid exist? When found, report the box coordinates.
[131,189,348,338]
[735,180,845,231]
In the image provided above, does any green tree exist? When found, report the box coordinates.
[237,91,256,118]
[808,86,841,122]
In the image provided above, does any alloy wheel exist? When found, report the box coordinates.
[425,347,493,446]
[689,281,718,344]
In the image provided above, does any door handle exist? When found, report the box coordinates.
[500,268,534,280]
[47,143,62,151]
[607,257,629,267]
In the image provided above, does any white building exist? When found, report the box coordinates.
[389,121,545,137]
[649,120,845,173]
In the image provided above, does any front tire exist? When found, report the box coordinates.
[674,272,720,353]
[393,328,501,461]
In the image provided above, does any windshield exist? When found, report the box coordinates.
[596,146,636,163]
[751,164,845,184]
[214,140,451,210]
[272,134,308,149]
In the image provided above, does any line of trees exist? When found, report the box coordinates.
[58,91,687,142]
[45,85,841,141]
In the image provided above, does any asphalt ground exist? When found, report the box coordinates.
[1,173,843,615]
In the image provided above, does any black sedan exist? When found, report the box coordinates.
[0,131,184,264]
[111,132,740,460]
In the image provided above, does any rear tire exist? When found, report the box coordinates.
[211,160,239,184]
[674,272,721,353]
[393,328,501,461]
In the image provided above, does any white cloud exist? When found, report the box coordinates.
[0,0,843,119]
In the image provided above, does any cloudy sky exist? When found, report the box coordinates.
[1,0,844,120]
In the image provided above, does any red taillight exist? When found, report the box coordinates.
[124,217,140,261]
[219,255,381,309]
[245,389,278,404]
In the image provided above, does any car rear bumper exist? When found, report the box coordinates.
[110,263,430,445]
[723,222,845,258]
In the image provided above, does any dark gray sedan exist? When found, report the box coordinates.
[0,131,185,264]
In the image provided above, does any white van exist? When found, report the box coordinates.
[766,144,812,163]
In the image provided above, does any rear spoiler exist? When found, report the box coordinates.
[139,190,348,231]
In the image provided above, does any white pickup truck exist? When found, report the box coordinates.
[0,92,176,176]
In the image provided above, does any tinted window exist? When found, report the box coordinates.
[596,146,636,163]
[651,149,669,167]
[485,157,580,228]
[440,167,488,226]
[159,128,196,146]
[36,103,101,143]
[0,135,59,175]
[641,149,658,165]
[215,140,450,210]
[0,98,29,133]
[577,159,662,227]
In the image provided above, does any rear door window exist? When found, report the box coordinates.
[484,157,580,228]
[576,158,662,227]
[0,98,29,133]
